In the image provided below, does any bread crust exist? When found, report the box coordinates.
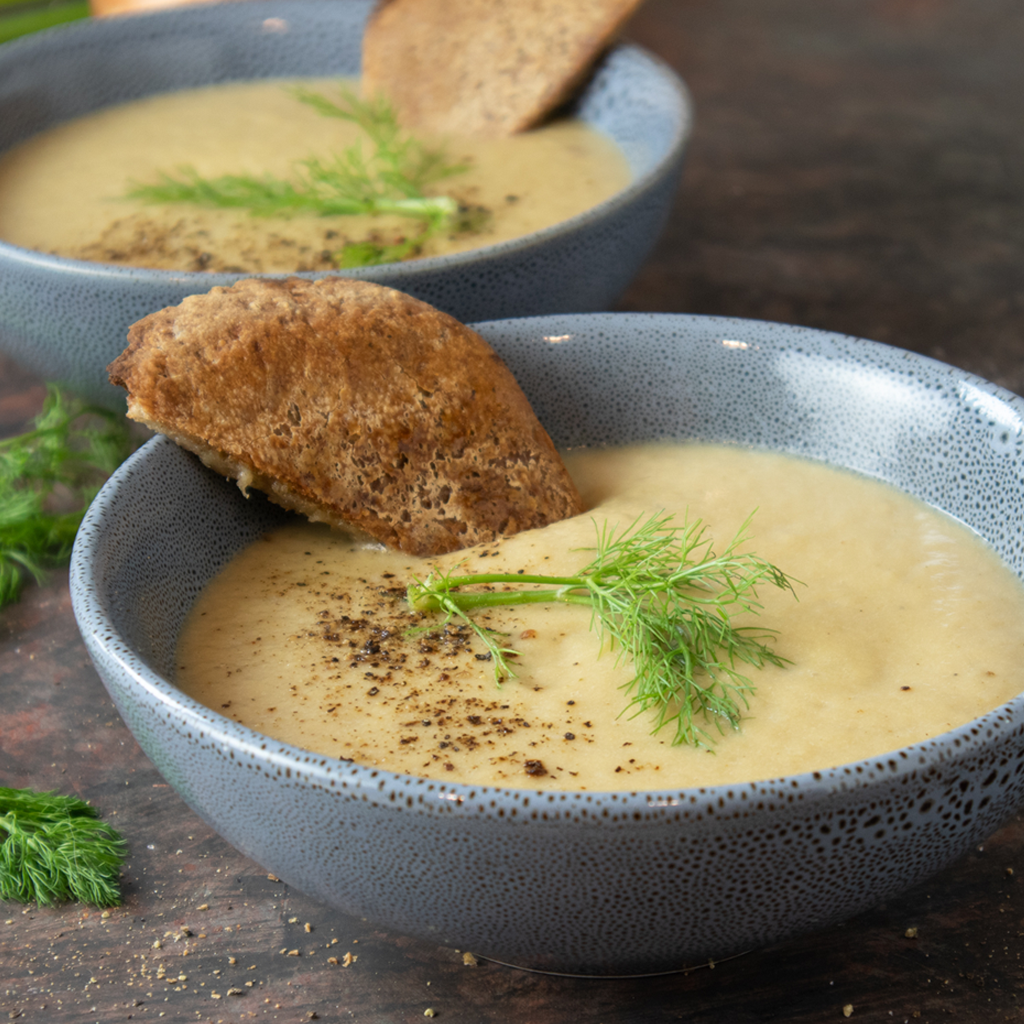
[361,0,646,138]
[108,277,583,555]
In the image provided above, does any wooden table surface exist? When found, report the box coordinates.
[4,0,1024,1020]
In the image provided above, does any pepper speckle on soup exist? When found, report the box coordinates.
[0,78,630,273]
[176,443,1024,790]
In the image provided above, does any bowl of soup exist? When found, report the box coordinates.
[70,313,1024,976]
[0,0,689,408]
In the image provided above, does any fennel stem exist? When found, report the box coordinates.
[125,86,479,268]
[407,512,799,750]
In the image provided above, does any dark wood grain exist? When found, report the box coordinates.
[4,0,1024,1020]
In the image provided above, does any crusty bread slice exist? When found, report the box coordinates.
[361,0,646,138]
[107,277,583,556]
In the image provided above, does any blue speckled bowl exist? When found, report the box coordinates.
[0,0,689,409]
[70,314,1024,976]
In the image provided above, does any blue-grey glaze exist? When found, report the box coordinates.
[70,316,1024,975]
[0,0,690,408]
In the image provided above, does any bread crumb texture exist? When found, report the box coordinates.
[107,276,582,555]
[362,0,646,137]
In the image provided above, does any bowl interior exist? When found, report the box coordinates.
[74,312,1024,733]
[0,0,370,149]
[0,0,688,229]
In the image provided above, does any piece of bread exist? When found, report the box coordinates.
[361,0,646,139]
[107,277,583,556]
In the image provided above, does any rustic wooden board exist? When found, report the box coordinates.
[5,0,1024,1018]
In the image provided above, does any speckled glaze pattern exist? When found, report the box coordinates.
[70,316,1024,976]
[0,0,690,409]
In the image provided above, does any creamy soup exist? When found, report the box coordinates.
[176,444,1024,790]
[0,78,630,273]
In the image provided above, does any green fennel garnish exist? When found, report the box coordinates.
[0,385,133,610]
[406,512,799,749]
[0,786,127,907]
[125,87,476,268]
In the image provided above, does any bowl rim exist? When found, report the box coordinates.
[0,0,692,283]
[69,311,1024,822]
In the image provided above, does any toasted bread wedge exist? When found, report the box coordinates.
[107,277,583,556]
[361,0,645,138]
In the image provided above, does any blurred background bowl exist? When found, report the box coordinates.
[70,313,1024,976]
[0,0,690,408]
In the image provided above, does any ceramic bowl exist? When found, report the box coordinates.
[70,314,1024,976]
[0,0,690,409]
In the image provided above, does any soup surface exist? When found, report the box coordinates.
[0,78,630,273]
[176,444,1024,790]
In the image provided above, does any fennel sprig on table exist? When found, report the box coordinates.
[126,88,476,268]
[407,512,799,750]
[0,385,133,610]
[1,394,131,907]
[0,786,126,907]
